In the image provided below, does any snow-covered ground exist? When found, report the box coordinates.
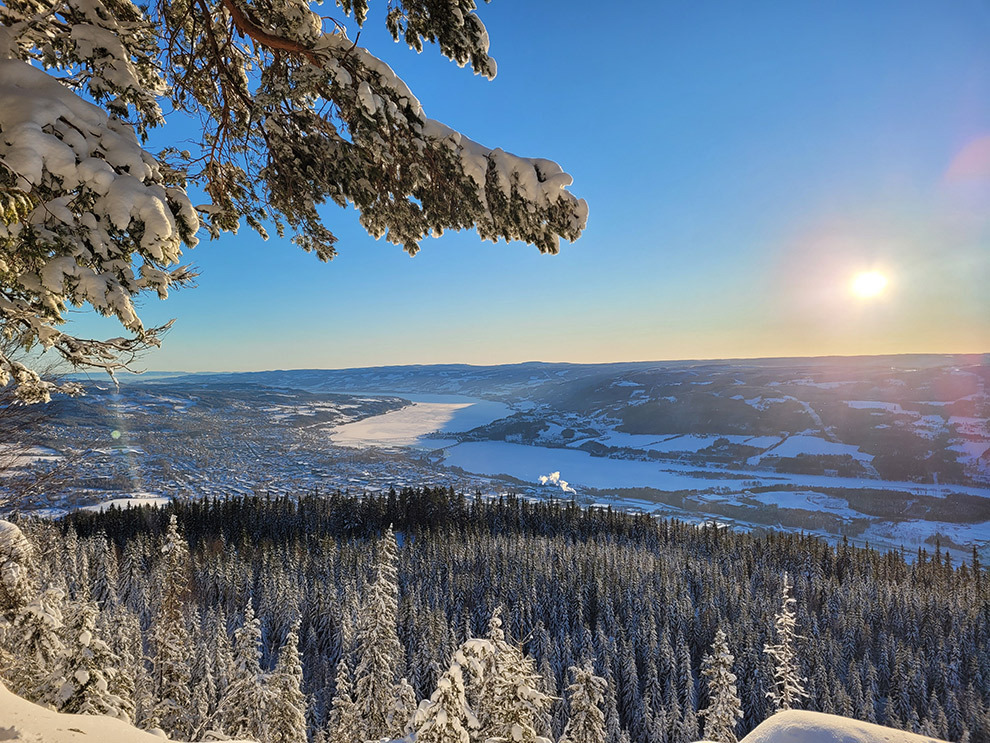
[0,681,946,743]
[329,395,511,449]
[591,433,784,454]
[860,518,990,554]
[0,680,253,743]
[749,434,874,464]
[0,444,61,468]
[744,490,859,518]
[737,709,946,743]
[80,494,171,513]
[442,440,990,498]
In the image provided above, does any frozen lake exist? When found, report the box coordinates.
[443,441,751,490]
[330,395,511,449]
[442,440,990,497]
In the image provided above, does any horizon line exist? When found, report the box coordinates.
[78,349,990,378]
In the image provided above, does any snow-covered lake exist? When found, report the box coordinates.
[443,441,751,490]
[442,440,990,497]
[330,395,511,449]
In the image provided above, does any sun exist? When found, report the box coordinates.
[851,271,888,299]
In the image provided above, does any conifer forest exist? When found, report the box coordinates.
[2,490,987,742]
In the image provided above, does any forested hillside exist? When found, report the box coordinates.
[2,491,986,742]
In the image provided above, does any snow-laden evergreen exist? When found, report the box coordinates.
[2,584,65,700]
[764,574,808,713]
[326,657,362,743]
[699,629,743,743]
[1,494,982,742]
[411,657,479,743]
[0,519,34,609]
[389,677,419,737]
[217,600,267,741]
[477,610,554,743]
[0,0,587,402]
[267,622,308,743]
[148,514,193,737]
[45,599,133,721]
[353,526,404,740]
[559,662,608,743]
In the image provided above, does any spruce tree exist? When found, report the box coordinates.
[3,584,65,702]
[388,677,420,737]
[327,658,362,743]
[479,613,554,743]
[559,662,607,743]
[353,527,404,739]
[764,573,807,712]
[412,658,479,743]
[699,630,743,743]
[217,601,268,741]
[148,514,194,736]
[267,623,308,743]
[47,600,134,722]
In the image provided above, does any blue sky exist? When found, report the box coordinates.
[67,0,990,371]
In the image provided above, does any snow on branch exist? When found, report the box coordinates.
[0,0,587,400]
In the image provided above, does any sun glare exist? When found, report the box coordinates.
[851,271,888,299]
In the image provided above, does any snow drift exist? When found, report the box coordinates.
[738,709,948,743]
[0,680,252,743]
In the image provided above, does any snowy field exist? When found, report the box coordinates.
[859,518,990,554]
[588,432,785,453]
[743,490,859,518]
[442,440,990,498]
[749,434,874,464]
[80,494,171,513]
[330,395,511,449]
[0,444,61,468]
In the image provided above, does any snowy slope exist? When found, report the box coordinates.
[0,681,251,743]
[739,710,947,743]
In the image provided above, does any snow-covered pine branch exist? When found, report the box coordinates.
[0,0,587,401]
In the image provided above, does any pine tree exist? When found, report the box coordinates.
[47,600,134,721]
[764,573,807,712]
[267,623,308,743]
[353,527,404,740]
[4,585,66,701]
[148,514,194,737]
[388,677,420,737]
[559,662,607,743]
[699,630,743,743]
[412,658,480,743]
[327,658,362,743]
[217,601,269,741]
